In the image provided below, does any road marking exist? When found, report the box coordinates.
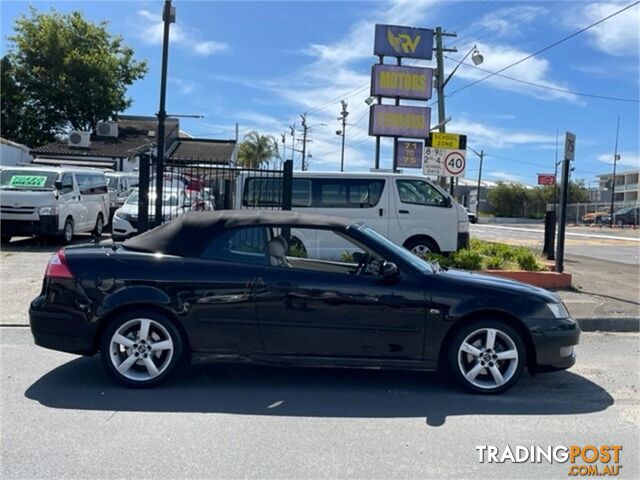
[473,225,640,242]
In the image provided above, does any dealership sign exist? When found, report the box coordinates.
[374,24,434,60]
[371,64,433,100]
[396,141,423,169]
[369,104,431,138]
[538,174,556,185]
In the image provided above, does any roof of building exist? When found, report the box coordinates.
[168,138,236,163]
[0,137,31,152]
[123,210,350,256]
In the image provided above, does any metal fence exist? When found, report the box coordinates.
[136,157,293,232]
[546,201,639,225]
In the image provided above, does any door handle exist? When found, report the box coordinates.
[379,208,384,217]
[399,209,410,214]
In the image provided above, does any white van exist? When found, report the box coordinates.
[0,166,109,244]
[236,171,469,257]
[105,172,139,220]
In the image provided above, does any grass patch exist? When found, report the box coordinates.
[422,239,544,271]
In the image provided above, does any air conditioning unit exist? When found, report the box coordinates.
[96,121,118,138]
[68,131,91,148]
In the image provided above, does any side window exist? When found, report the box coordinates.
[201,227,268,265]
[314,179,385,208]
[76,174,92,195]
[77,174,108,195]
[396,179,447,207]
[59,173,74,194]
[292,179,311,207]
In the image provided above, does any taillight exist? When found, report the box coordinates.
[45,249,74,279]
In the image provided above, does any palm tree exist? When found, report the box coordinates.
[237,131,278,169]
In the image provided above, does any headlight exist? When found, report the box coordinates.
[38,206,58,216]
[114,210,130,221]
[458,220,469,233]
[546,302,569,318]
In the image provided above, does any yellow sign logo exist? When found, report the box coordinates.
[387,28,421,54]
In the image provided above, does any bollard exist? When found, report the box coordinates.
[543,210,556,260]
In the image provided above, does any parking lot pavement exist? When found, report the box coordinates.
[0,235,109,325]
[0,328,637,479]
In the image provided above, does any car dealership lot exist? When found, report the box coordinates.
[0,328,638,479]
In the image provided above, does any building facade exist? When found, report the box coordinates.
[597,169,639,205]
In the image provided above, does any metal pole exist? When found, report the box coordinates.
[609,115,620,228]
[340,100,348,172]
[137,152,150,233]
[289,123,296,168]
[374,55,383,170]
[553,129,558,211]
[475,150,484,214]
[392,57,401,173]
[301,114,308,171]
[154,0,173,226]
[555,155,570,273]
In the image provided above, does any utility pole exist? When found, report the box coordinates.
[475,150,484,214]
[280,132,286,170]
[289,123,296,166]
[300,114,308,171]
[553,129,559,211]
[154,0,175,225]
[338,100,348,172]
[556,132,575,273]
[433,26,458,192]
[609,116,621,228]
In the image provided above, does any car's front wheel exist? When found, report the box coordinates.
[101,311,184,387]
[448,320,526,394]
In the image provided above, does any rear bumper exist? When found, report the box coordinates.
[29,295,96,356]
[1,215,59,236]
[457,232,470,250]
[530,318,580,372]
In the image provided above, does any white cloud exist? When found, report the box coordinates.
[448,117,557,149]
[475,5,546,38]
[567,2,640,55]
[486,170,526,183]
[597,151,640,168]
[136,9,228,56]
[446,41,582,103]
[169,77,197,95]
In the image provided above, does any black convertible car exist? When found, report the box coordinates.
[30,210,579,393]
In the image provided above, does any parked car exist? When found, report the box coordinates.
[465,207,478,224]
[581,208,610,224]
[602,206,639,226]
[30,210,579,393]
[236,171,469,255]
[111,187,192,240]
[1,166,109,244]
[105,172,139,221]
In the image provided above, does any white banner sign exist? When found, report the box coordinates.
[423,147,466,177]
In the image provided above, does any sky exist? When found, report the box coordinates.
[1,0,639,186]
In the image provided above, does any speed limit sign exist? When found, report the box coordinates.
[444,150,466,177]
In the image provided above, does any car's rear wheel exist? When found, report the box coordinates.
[448,320,525,394]
[101,311,183,387]
[405,237,439,255]
[93,213,104,239]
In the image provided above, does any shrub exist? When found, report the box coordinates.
[514,249,541,271]
[451,249,483,270]
[483,255,505,270]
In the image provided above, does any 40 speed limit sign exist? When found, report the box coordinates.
[444,150,466,176]
[424,147,466,177]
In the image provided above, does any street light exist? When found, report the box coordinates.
[442,45,484,89]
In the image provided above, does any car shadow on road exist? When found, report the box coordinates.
[2,235,107,253]
[25,357,614,427]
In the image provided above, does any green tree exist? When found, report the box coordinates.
[487,182,530,217]
[237,131,279,168]
[2,7,147,146]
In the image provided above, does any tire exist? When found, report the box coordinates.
[93,213,104,239]
[62,218,74,244]
[447,320,526,394]
[100,310,184,387]
[404,237,439,256]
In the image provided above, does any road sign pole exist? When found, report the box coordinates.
[555,132,575,273]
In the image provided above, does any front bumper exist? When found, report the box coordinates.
[1,215,59,236]
[111,215,137,240]
[530,317,580,372]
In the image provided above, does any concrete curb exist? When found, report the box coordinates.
[577,317,640,333]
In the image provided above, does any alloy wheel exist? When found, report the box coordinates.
[109,318,174,382]
[410,244,431,255]
[64,220,73,243]
[457,327,519,390]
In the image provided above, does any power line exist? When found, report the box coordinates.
[448,1,640,97]
[444,54,640,103]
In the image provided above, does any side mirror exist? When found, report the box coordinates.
[444,196,452,207]
[381,261,400,279]
[54,180,63,191]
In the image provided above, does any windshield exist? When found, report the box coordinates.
[125,190,181,206]
[358,225,434,274]
[106,176,119,189]
[0,170,58,190]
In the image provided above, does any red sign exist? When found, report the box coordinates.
[537,174,556,185]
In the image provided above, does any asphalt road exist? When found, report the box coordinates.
[1,328,638,479]
[471,224,640,265]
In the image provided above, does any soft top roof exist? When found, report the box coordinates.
[123,210,352,256]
